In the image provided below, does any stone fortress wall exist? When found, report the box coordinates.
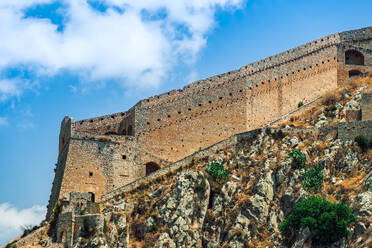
[46,26,372,219]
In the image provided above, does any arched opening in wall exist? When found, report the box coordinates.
[127,125,133,136]
[60,231,66,243]
[145,162,160,176]
[349,70,362,77]
[88,192,95,202]
[121,128,127,135]
[345,50,364,65]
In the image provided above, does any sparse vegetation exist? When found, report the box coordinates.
[21,225,38,238]
[364,181,371,191]
[303,164,323,192]
[205,162,229,180]
[265,128,272,135]
[272,129,286,140]
[279,196,355,246]
[297,101,304,108]
[289,149,306,169]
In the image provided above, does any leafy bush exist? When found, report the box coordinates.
[354,135,370,152]
[303,164,323,192]
[289,149,306,169]
[297,101,304,108]
[205,162,229,180]
[279,196,355,245]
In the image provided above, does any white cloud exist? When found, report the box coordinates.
[0,203,46,245]
[0,79,22,101]
[0,0,244,94]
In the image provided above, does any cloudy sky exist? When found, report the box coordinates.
[0,0,371,245]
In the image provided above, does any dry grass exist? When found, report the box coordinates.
[339,171,366,191]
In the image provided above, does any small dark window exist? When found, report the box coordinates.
[122,155,127,159]
[349,70,362,77]
[89,172,93,177]
[88,192,95,202]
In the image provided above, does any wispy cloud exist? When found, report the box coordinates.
[0,0,244,99]
[0,79,22,102]
[0,203,46,245]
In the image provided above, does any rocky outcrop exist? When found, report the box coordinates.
[151,172,210,247]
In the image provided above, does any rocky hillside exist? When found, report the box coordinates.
[6,76,372,248]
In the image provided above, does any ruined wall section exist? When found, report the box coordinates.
[337,44,372,83]
[361,92,372,120]
[338,120,372,140]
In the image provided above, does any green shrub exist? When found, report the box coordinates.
[354,135,370,152]
[289,149,306,169]
[364,181,371,191]
[265,128,272,135]
[298,101,304,108]
[279,196,355,245]
[303,164,323,192]
[205,162,229,180]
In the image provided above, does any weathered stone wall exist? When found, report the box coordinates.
[59,117,74,154]
[47,27,372,220]
[338,120,372,140]
[73,215,104,244]
[57,212,74,247]
[73,111,129,135]
[361,92,372,120]
[46,142,70,220]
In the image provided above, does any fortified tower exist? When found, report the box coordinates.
[46,26,372,219]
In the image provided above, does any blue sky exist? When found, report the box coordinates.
[0,0,371,244]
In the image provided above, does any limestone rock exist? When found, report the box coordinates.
[291,227,310,248]
[153,171,210,247]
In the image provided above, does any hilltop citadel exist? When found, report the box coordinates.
[47,26,372,222]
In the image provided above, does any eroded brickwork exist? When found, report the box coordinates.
[47,26,372,220]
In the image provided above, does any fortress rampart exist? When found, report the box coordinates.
[46,26,372,219]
